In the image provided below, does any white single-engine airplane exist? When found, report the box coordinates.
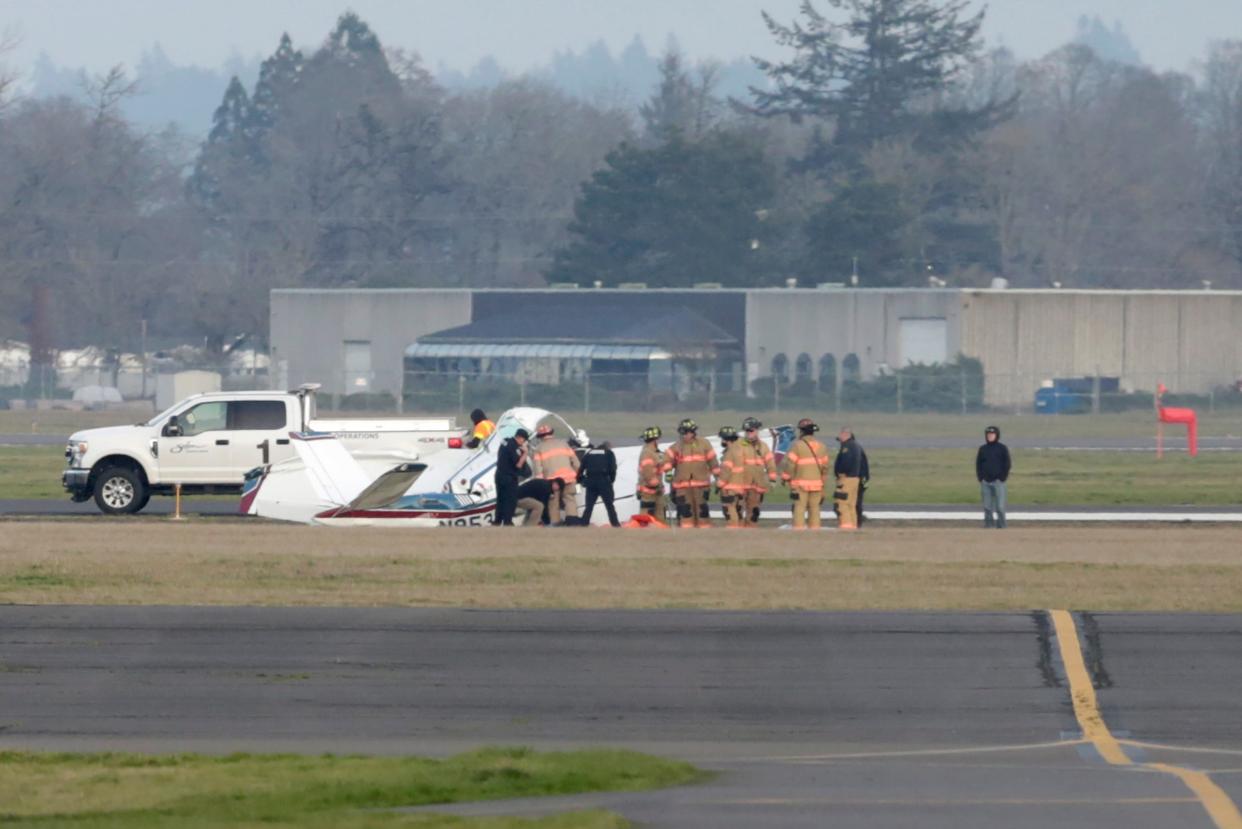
[241,407,681,527]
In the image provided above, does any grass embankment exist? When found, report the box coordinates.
[0,747,697,828]
[0,447,67,499]
[3,444,1237,505]
[2,523,1241,611]
[0,407,153,435]
[576,409,1242,441]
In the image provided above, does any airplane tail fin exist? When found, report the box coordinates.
[290,431,372,505]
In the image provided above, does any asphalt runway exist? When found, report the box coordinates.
[2,608,1239,828]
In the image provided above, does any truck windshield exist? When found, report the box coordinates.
[143,402,185,427]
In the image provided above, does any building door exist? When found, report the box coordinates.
[899,318,948,366]
[343,340,372,392]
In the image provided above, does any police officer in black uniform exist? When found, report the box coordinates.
[578,441,620,527]
[494,428,531,526]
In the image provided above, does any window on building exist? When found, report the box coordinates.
[843,353,861,383]
[818,354,836,393]
[771,353,789,385]
[795,353,813,384]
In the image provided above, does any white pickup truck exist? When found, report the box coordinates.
[62,385,465,515]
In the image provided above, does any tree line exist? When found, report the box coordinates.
[3,3,1242,356]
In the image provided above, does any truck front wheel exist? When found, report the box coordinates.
[93,467,148,515]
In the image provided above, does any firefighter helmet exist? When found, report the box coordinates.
[641,426,662,442]
[677,418,698,435]
[797,417,819,433]
[718,425,739,441]
[742,416,762,432]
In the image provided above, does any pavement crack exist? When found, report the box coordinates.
[1031,610,1062,688]
[1078,612,1114,689]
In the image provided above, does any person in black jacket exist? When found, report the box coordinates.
[578,441,620,527]
[976,425,1012,528]
[833,429,864,530]
[516,477,565,526]
[494,428,531,526]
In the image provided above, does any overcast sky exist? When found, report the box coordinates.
[2,0,1239,76]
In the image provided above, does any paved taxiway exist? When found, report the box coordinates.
[2,608,1239,827]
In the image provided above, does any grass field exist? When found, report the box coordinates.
[575,409,1242,442]
[0,747,697,827]
[6,406,1242,442]
[2,523,1240,611]
[3,443,1235,505]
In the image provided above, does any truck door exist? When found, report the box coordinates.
[158,400,231,483]
[226,399,295,480]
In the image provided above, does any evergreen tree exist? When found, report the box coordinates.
[250,33,303,134]
[547,132,778,287]
[804,180,910,284]
[307,11,400,98]
[639,50,721,143]
[752,0,1007,157]
[189,76,255,206]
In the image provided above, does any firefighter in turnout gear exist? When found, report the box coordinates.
[780,418,831,529]
[741,416,778,527]
[636,426,667,523]
[532,424,580,521]
[663,418,719,528]
[716,426,752,528]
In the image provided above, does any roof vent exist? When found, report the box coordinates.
[785,278,798,289]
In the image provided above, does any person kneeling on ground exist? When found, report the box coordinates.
[516,477,565,527]
[976,425,1011,528]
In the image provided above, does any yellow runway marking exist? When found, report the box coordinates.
[1051,609,1242,829]
[1049,609,1132,766]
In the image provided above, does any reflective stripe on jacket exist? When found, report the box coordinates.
[780,437,829,491]
[533,437,580,483]
[743,437,777,492]
[663,436,719,490]
[718,441,755,494]
[637,443,665,495]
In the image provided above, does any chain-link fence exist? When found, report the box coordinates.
[397,367,1242,417]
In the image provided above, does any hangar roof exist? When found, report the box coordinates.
[415,308,738,347]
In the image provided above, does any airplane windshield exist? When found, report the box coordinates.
[391,493,477,511]
[486,409,580,451]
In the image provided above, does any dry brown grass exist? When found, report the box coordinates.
[1,522,1240,611]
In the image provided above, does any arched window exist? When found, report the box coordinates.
[795,353,813,383]
[770,353,789,385]
[843,353,861,383]
[818,354,836,393]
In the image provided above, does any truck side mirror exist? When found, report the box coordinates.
[163,415,182,438]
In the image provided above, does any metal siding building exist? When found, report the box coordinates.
[270,287,1242,405]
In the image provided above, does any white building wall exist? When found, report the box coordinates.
[270,289,473,397]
